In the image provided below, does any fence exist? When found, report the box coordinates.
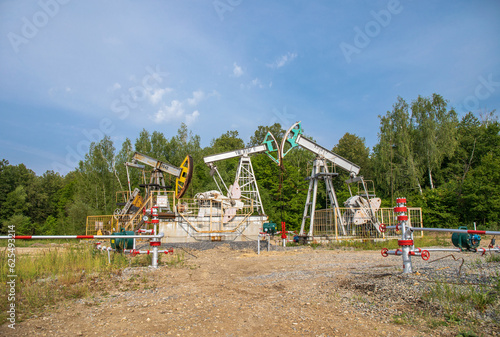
[176,198,255,234]
[86,215,119,236]
[86,191,178,234]
[312,207,423,240]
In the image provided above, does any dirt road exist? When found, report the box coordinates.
[2,245,499,336]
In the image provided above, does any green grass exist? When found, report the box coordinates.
[486,253,500,263]
[423,281,496,312]
[392,312,417,325]
[0,239,76,248]
[0,243,186,323]
[418,276,499,336]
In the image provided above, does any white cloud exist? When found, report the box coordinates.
[244,78,268,89]
[250,78,264,88]
[185,110,200,125]
[107,82,121,93]
[151,90,210,125]
[48,86,73,97]
[267,52,298,68]
[233,62,243,77]
[148,87,172,105]
[152,99,184,123]
[187,90,205,106]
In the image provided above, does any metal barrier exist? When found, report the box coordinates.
[313,207,423,240]
[1,233,167,268]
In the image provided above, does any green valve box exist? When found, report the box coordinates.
[263,222,277,235]
[451,226,481,251]
[110,228,135,252]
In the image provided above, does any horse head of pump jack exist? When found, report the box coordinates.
[262,121,304,167]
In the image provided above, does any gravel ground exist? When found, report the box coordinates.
[2,244,499,336]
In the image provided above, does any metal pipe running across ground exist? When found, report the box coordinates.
[0,233,164,240]
[381,225,500,236]
[124,249,173,255]
[383,247,500,256]
[1,233,166,268]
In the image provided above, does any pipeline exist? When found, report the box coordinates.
[124,248,173,256]
[379,225,500,237]
[0,233,164,240]
[95,244,115,264]
[380,198,500,274]
[1,232,166,269]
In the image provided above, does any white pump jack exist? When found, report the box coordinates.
[202,133,280,222]
[280,122,382,238]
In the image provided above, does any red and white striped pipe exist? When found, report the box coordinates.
[381,248,430,260]
[0,233,164,240]
[124,248,173,256]
[137,229,154,234]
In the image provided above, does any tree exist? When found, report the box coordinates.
[333,133,371,179]
[460,152,500,225]
[135,129,152,155]
[373,96,420,202]
[411,94,458,189]
[151,131,168,162]
[247,123,285,147]
[76,136,117,214]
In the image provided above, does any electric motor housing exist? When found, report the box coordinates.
[110,228,135,252]
[451,226,481,251]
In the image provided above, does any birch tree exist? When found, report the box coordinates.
[411,94,458,189]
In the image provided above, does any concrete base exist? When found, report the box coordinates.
[158,215,268,243]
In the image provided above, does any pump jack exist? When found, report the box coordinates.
[280,122,381,238]
[113,152,194,231]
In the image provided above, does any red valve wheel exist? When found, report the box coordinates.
[381,248,389,257]
[421,250,430,261]
[379,224,386,233]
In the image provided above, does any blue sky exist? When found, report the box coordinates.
[1,0,499,175]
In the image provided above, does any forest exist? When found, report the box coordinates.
[1,94,499,235]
